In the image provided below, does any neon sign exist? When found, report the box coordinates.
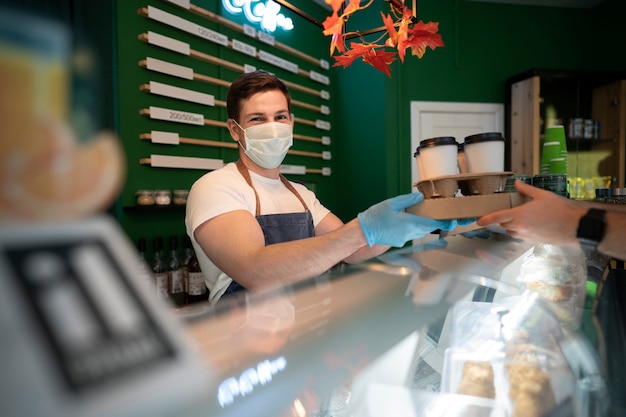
[217,356,288,407]
[222,0,294,33]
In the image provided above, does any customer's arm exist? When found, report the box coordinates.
[477,180,626,261]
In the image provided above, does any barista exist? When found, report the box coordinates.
[185,70,467,305]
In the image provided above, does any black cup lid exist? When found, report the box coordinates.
[419,136,457,149]
[464,132,504,145]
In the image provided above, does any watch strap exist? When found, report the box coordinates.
[576,208,606,251]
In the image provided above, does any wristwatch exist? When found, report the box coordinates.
[576,208,606,251]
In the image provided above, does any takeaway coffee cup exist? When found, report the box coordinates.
[463,132,505,173]
[418,136,459,180]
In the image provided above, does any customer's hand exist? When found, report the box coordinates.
[357,192,460,247]
[477,180,585,246]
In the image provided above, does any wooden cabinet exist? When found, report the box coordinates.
[506,69,626,188]
[591,80,626,188]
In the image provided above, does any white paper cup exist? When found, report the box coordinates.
[418,136,459,180]
[463,132,505,173]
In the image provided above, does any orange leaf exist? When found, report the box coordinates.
[405,21,444,59]
[323,1,443,76]
[362,48,397,77]
[394,9,413,61]
[325,0,345,13]
[381,12,398,48]
[332,42,373,68]
[331,32,346,54]
[332,42,397,77]
[343,0,363,16]
[322,11,343,37]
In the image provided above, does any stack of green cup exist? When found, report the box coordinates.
[541,126,568,174]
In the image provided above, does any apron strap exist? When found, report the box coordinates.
[236,159,309,216]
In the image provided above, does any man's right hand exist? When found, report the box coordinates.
[357,192,459,247]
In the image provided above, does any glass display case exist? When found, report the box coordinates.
[2,218,621,417]
[177,229,621,417]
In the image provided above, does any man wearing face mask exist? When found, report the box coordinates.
[185,70,465,305]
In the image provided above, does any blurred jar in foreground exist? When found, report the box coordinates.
[0,7,124,223]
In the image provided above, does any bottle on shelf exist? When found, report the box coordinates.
[137,237,153,292]
[167,235,186,306]
[152,236,168,301]
[185,236,208,304]
[181,235,193,299]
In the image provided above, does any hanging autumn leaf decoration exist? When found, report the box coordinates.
[322,0,444,77]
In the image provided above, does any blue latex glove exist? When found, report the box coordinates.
[357,192,462,247]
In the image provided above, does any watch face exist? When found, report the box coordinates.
[577,209,606,249]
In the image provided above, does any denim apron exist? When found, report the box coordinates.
[222,160,315,296]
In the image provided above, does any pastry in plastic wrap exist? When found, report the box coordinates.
[517,244,586,326]
[445,299,576,417]
[457,361,496,399]
[505,332,557,417]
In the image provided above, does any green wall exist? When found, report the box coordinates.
[7,0,624,252]
[112,0,336,253]
[331,0,626,221]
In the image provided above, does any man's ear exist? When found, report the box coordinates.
[227,119,241,142]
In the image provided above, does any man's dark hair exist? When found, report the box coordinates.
[226,70,291,122]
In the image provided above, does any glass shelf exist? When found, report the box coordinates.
[122,205,186,212]
[566,137,615,151]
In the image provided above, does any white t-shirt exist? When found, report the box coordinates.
[185,162,331,305]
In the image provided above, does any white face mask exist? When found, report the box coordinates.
[234,120,293,169]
